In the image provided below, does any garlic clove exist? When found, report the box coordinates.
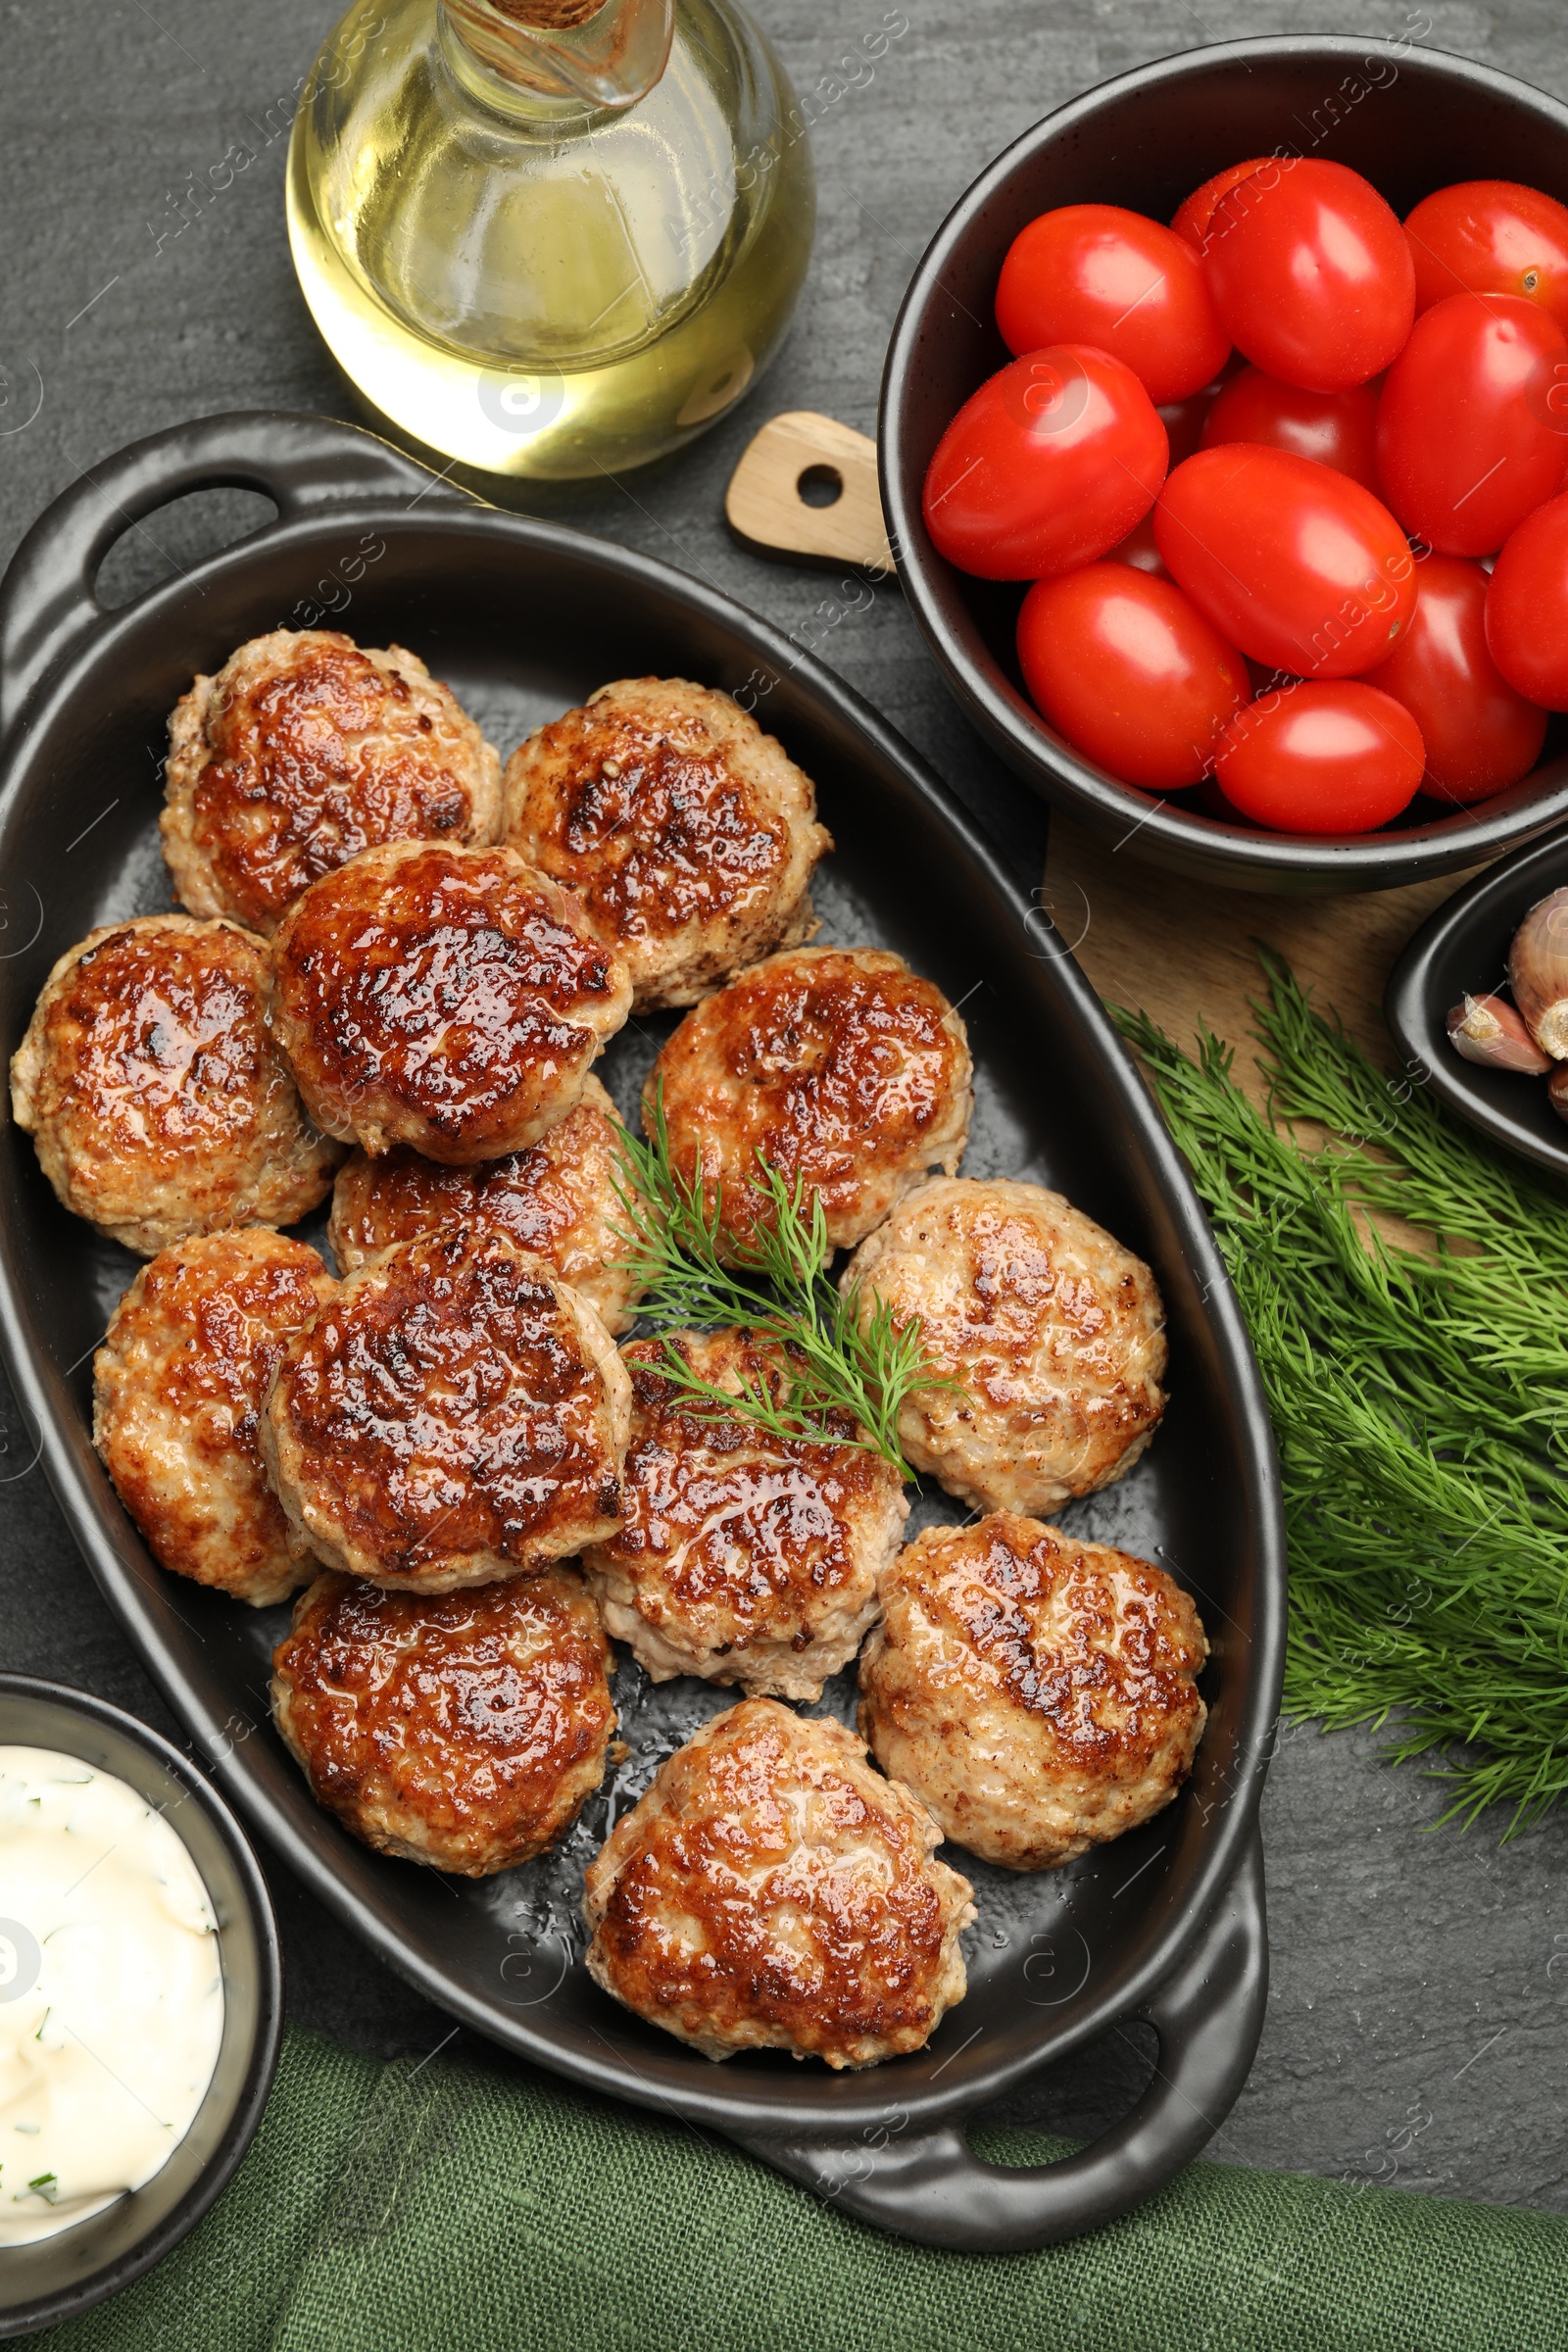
[1507,888,1568,1057]
[1446,992,1552,1074]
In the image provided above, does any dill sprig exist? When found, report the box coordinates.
[609,1090,950,1478]
[1117,951,1568,1836]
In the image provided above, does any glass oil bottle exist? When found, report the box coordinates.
[286,0,816,480]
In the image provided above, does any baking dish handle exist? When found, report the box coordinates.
[0,409,465,737]
[734,1826,1266,2253]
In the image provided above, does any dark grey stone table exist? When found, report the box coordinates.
[1,0,1564,2218]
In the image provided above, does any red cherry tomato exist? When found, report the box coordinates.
[922,346,1168,580]
[1376,293,1568,556]
[1203,158,1415,392]
[1171,159,1272,251]
[1405,180,1568,331]
[1200,367,1381,490]
[1486,489,1568,707]
[1015,562,1248,789]
[1362,553,1546,802]
[1153,445,1416,677]
[995,206,1230,403]
[1213,681,1426,832]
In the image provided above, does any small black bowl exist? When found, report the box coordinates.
[880,35,1568,896]
[0,1676,281,2339]
[1385,827,1568,1183]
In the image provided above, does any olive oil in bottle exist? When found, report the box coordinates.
[286,0,815,480]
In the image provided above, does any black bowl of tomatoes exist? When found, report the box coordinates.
[880,35,1568,893]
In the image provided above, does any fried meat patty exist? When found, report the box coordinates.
[262,1222,631,1593]
[584,1698,974,2068]
[163,629,501,934]
[93,1228,335,1606]
[648,947,972,1256]
[271,1567,614,1875]
[858,1513,1207,1870]
[11,913,339,1255]
[502,677,830,1010]
[582,1331,907,1700]
[843,1177,1167,1513]
[269,841,631,1164]
[327,1073,642,1334]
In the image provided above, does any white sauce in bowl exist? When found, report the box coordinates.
[0,1744,224,2247]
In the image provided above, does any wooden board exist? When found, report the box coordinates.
[724,412,895,574]
[1040,817,1496,1262]
[1043,814,1486,1108]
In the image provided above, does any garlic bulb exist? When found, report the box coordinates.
[1549,1064,1568,1125]
[1446,993,1551,1074]
[1507,889,1568,1057]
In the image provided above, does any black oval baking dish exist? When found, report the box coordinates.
[0,1674,280,2339]
[1386,826,1568,1184]
[0,412,1285,2253]
[880,36,1568,897]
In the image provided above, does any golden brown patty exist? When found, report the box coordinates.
[163,629,501,935]
[584,1698,974,2069]
[270,1567,615,1875]
[262,1221,632,1593]
[648,946,972,1256]
[327,1073,642,1334]
[502,677,830,1010]
[269,841,632,1164]
[10,914,340,1256]
[858,1513,1208,1870]
[93,1229,335,1606]
[582,1331,908,1700]
[842,1177,1168,1514]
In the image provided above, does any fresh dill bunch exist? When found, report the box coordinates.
[1116,957,1568,1837]
[609,1089,953,1479]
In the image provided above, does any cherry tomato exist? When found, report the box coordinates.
[1486,489,1568,706]
[995,205,1230,403]
[1015,563,1248,789]
[1200,367,1381,490]
[1376,293,1568,556]
[1203,158,1415,392]
[922,346,1168,580]
[1172,159,1272,251]
[1362,553,1546,801]
[1405,180,1568,332]
[1213,682,1426,832]
[1153,445,1416,677]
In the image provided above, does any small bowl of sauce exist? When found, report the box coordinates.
[0,1676,280,2337]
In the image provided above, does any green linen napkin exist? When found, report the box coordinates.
[35,2028,1568,2352]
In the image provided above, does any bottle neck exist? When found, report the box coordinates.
[440,0,674,114]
